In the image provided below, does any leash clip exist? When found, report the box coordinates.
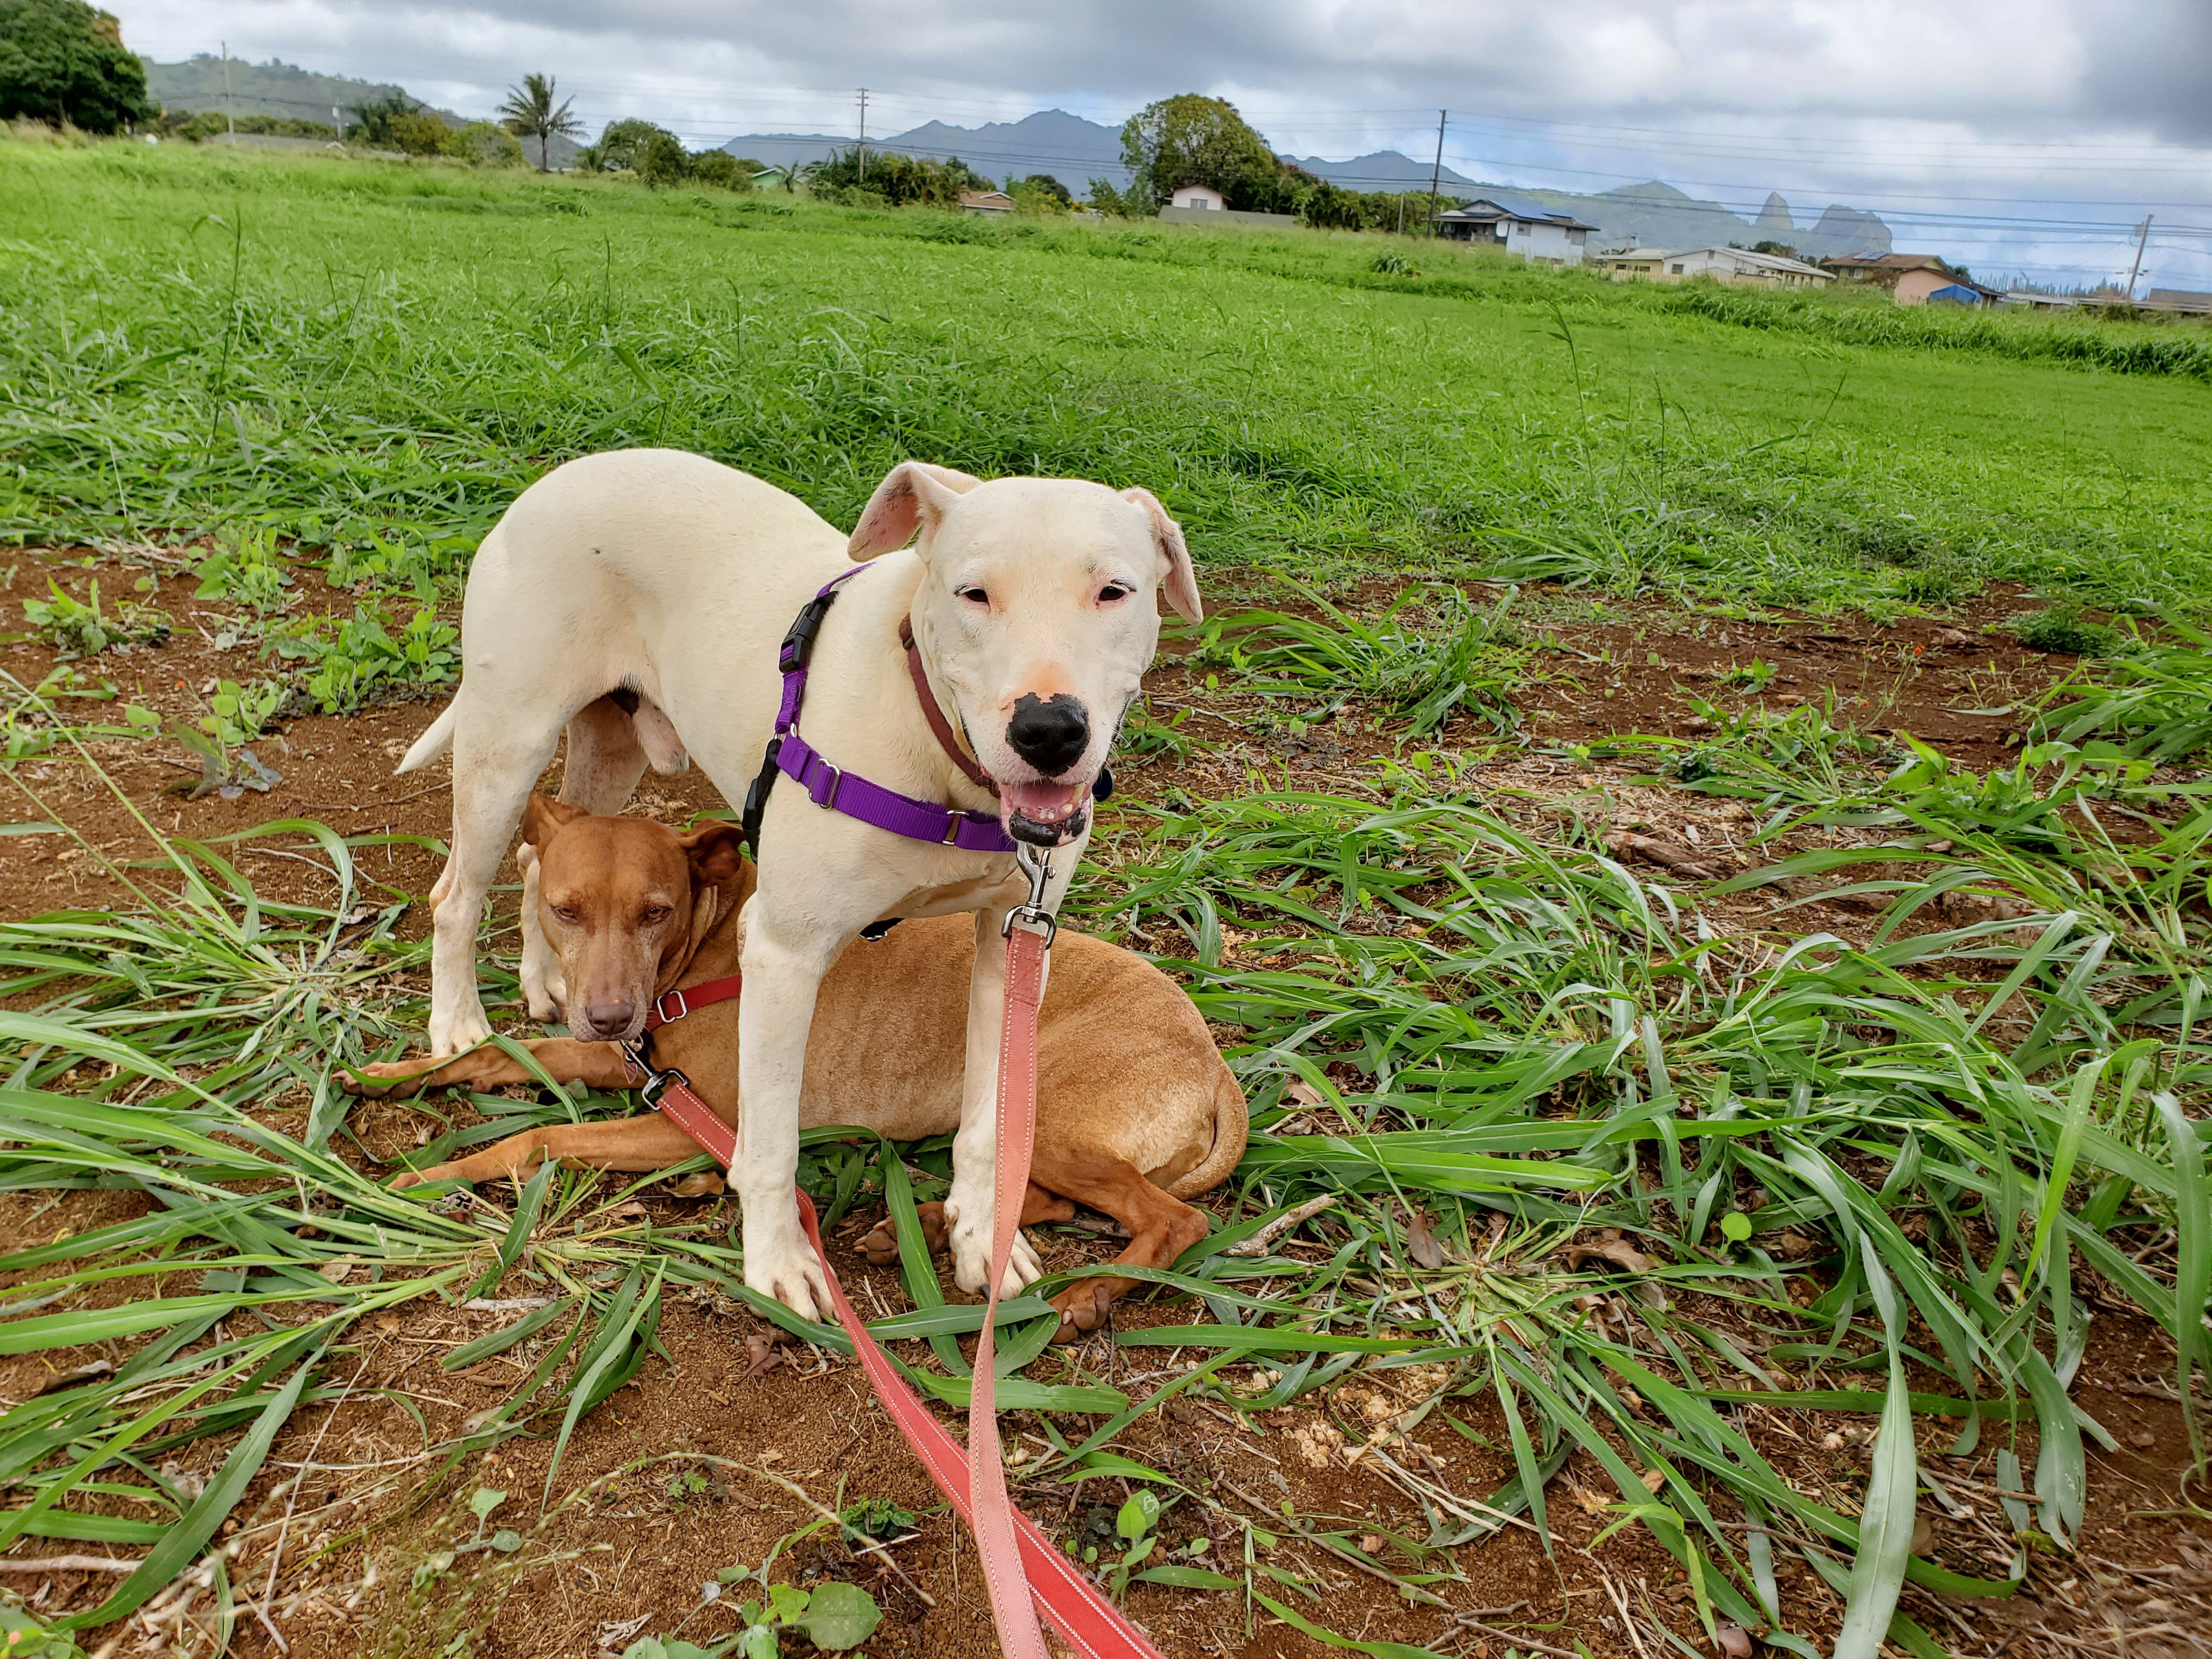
[1003,843,1058,945]
[619,1036,691,1111]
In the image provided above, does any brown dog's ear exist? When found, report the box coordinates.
[1122,487,1201,623]
[678,821,749,889]
[520,795,587,854]
[849,461,985,557]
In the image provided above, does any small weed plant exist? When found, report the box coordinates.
[22,576,171,657]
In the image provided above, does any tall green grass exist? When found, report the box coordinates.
[2,139,2208,614]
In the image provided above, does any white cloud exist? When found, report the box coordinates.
[117,0,2212,289]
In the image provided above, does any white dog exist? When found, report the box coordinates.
[396,448,1199,1318]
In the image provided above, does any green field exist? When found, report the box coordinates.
[4,137,2209,612]
[5,135,2212,1659]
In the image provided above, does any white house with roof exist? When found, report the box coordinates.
[1432,195,1601,265]
[1170,184,1225,211]
[1590,245,1834,290]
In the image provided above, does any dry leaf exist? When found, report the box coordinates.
[1359,1533,1384,1555]
[317,1255,359,1285]
[668,1173,724,1198]
[1640,1468,1667,1493]
[1560,1231,1656,1274]
[1570,1483,1610,1516]
[1715,1622,1754,1659]
[1909,1511,1934,1556]
[605,1199,650,1223]
[1604,830,1727,882]
[1284,1079,1325,1107]
[1404,1206,1446,1270]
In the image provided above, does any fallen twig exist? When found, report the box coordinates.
[1226,1195,1338,1257]
[0,1554,142,1573]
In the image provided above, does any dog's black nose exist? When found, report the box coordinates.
[584,1000,635,1036]
[1006,695,1090,777]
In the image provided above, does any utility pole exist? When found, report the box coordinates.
[2125,214,2153,301]
[222,41,235,137]
[332,104,344,142]
[1425,110,1447,236]
[856,88,868,180]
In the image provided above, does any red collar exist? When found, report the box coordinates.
[644,974,743,1030]
[900,617,996,794]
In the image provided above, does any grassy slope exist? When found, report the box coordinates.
[2,138,2208,612]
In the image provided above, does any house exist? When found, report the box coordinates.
[1590,245,1834,289]
[959,190,1016,217]
[1433,195,1600,266]
[1170,184,1225,211]
[2142,288,2212,316]
[1822,252,1996,306]
[751,166,789,190]
[1999,291,2083,312]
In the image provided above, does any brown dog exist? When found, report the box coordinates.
[348,798,1246,1339]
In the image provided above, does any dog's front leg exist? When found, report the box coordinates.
[942,908,1048,1299]
[515,844,565,1024]
[733,903,840,1321]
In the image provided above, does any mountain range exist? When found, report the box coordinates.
[135,69,1889,259]
[719,109,1890,257]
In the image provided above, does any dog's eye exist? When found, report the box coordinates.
[551,905,581,925]
[1097,582,1132,603]
[640,905,673,925]
[957,585,990,607]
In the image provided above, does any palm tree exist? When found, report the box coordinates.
[498,74,583,173]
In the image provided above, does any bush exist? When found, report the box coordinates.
[387,109,449,156]
[635,129,688,188]
[2010,599,2119,656]
[804,146,988,210]
[168,110,336,142]
[687,149,752,190]
[0,0,151,132]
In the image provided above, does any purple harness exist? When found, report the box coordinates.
[741,567,1020,856]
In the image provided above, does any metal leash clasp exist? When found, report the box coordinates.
[619,1035,691,1111]
[1002,843,1057,946]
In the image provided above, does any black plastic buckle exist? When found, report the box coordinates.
[778,591,839,672]
[740,736,782,853]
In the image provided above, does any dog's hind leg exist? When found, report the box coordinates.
[517,696,658,1022]
[1025,1140,1212,1342]
[428,692,565,1056]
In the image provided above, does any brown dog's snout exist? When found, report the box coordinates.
[581,999,636,1037]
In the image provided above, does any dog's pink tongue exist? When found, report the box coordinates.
[1003,780,1084,824]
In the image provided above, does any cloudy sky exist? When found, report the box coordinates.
[121,0,2212,290]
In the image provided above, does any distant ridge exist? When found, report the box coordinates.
[719,106,1889,256]
[140,57,584,165]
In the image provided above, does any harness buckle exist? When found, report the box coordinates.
[652,988,691,1026]
[810,760,844,810]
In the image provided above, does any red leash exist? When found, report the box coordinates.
[624,891,1163,1659]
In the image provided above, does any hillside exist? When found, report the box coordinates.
[139,56,583,166]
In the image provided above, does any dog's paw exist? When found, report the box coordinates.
[1050,1279,1116,1342]
[858,1218,900,1267]
[743,1222,830,1323]
[945,1199,1044,1298]
[342,1059,440,1099]
[427,1000,493,1058]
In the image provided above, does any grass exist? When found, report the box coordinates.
[2,134,2209,1655]
[7,620,2211,1652]
[0,138,2208,620]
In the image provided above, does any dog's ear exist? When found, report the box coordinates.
[1122,487,1201,623]
[520,795,586,854]
[678,822,748,889]
[849,461,985,557]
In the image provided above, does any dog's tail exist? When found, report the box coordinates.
[395,703,458,775]
[1165,1065,1249,1200]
